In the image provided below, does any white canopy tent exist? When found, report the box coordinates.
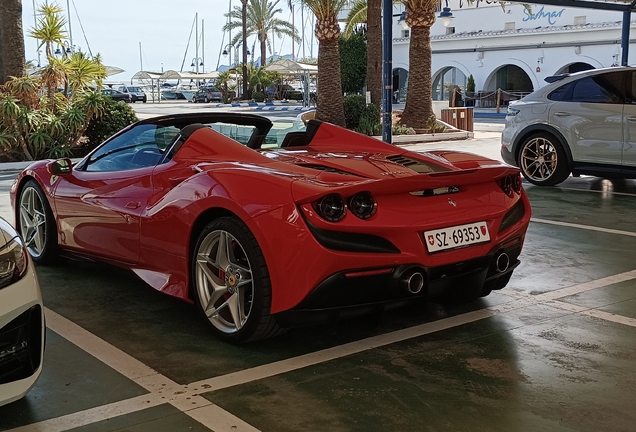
[130,70,221,103]
[264,59,317,106]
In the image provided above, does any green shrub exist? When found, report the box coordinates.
[467,74,475,93]
[392,124,414,135]
[343,94,367,129]
[357,104,382,136]
[427,114,447,133]
[253,91,265,102]
[83,98,138,153]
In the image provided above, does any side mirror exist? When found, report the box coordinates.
[48,158,73,175]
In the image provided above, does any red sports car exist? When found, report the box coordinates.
[11,113,531,342]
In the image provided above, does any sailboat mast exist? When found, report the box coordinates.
[202,19,205,73]
[139,42,143,71]
[195,13,199,75]
[66,0,73,49]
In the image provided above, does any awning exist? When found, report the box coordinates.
[131,70,219,80]
[105,66,125,77]
[264,59,318,75]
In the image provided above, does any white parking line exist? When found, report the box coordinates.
[531,218,636,237]
[7,270,636,432]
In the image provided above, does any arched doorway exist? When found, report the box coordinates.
[432,67,467,101]
[392,68,408,103]
[555,62,595,74]
[493,65,533,93]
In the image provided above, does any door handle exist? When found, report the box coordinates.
[627,116,636,122]
[553,112,570,117]
[126,201,140,209]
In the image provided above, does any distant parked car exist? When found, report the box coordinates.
[101,88,131,103]
[0,217,45,406]
[502,66,636,186]
[118,85,147,103]
[193,87,222,103]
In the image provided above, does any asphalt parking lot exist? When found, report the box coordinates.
[1,105,635,432]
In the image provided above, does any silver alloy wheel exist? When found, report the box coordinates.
[19,186,47,258]
[520,136,558,182]
[195,229,254,334]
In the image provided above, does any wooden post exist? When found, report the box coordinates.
[496,88,502,114]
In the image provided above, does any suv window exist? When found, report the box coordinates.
[570,72,623,104]
[548,82,574,101]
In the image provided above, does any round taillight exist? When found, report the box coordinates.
[348,192,377,220]
[512,173,522,194]
[315,194,346,222]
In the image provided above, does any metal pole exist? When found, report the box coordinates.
[66,0,73,48]
[202,19,205,73]
[622,10,631,66]
[195,13,199,75]
[382,0,393,144]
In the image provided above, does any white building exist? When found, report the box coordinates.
[391,1,633,105]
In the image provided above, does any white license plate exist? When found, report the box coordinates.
[424,222,490,253]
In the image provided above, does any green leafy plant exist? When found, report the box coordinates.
[252,91,265,102]
[339,31,367,94]
[427,114,446,133]
[83,97,137,151]
[392,124,414,135]
[343,94,367,129]
[0,4,109,161]
[356,103,381,136]
[466,75,475,93]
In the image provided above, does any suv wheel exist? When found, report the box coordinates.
[518,132,570,186]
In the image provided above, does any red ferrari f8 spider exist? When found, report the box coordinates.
[11,113,531,342]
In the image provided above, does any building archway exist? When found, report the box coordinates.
[392,68,408,103]
[432,67,467,101]
[555,62,595,74]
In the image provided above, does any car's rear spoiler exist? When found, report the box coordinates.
[544,73,569,83]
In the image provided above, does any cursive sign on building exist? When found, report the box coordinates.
[522,6,566,25]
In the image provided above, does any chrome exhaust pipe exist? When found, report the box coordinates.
[402,271,424,294]
[495,252,510,273]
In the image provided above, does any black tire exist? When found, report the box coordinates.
[191,216,284,343]
[192,96,197,103]
[518,132,570,186]
[204,96,209,103]
[17,180,60,264]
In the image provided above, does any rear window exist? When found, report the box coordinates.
[127,87,141,92]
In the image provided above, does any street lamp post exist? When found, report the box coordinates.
[190,57,204,85]
[223,43,250,99]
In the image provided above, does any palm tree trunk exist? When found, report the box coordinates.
[400,24,432,129]
[261,38,267,67]
[0,0,25,84]
[316,37,346,127]
[366,0,382,108]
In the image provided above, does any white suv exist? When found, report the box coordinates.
[501,66,636,186]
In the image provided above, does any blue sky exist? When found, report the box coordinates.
[22,0,318,82]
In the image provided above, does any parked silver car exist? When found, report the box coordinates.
[0,217,44,407]
[501,66,636,186]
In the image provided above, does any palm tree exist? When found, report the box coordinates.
[343,0,382,108]
[0,0,26,84]
[298,0,348,127]
[28,3,68,58]
[224,0,300,67]
[398,1,437,129]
